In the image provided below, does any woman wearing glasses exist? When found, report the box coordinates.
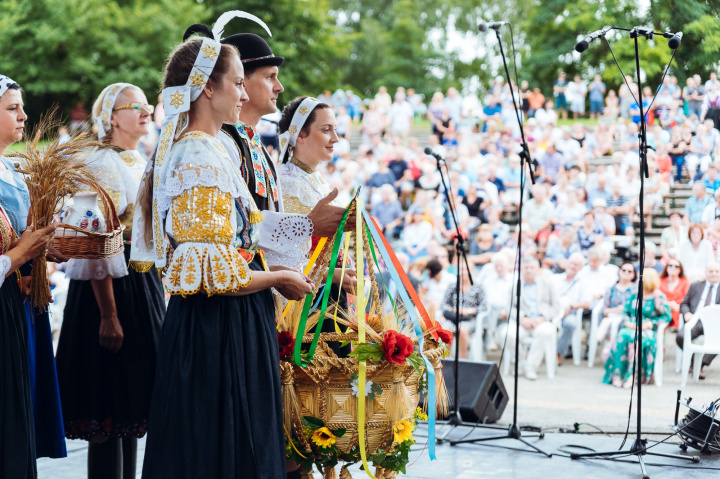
[595,261,637,362]
[55,83,165,479]
[659,260,690,330]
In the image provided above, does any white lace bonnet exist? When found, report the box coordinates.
[278,97,322,162]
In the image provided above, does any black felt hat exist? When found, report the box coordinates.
[222,33,284,68]
[183,24,284,68]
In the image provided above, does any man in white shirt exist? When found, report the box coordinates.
[700,188,720,228]
[500,256,561,380]
[388,92,415,138]
[677,261,720,377]
[578,247,617,301]
[481,254,514,351]
[554,253,591,364]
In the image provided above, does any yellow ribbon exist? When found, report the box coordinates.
[355,198,376,479]
[333,233,352,333]
[284,423,307,459]
[282,237,328,318]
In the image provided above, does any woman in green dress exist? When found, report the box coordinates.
[603,268,671,388]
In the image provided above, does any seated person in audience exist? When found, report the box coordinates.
[592,199,616,236]
[700,188,720,228]
[554,253,592,365]
[603,269,671,387]
[587,174,611,206]
[678,224,715,282]
[480,253,513,352]
[677,261,720,379]
[703,164,720,195]
[596,261,638,361]
[576,210,604,252]
[555,187,587,227]
[469,224,498,272]
[659,259,690,330]
[644,241,664,274]
[441,267,487,359]
[606,179,632,235]
[522,183,556,246]
[402,206,434,263]
[422,258,455,322]
[371,184,404,240]
[579,247,618,301]
[485,206,510,247]
[543,226,581,273]
[684,181,712,225]
[499,256,561,380]
[660,211,686,262]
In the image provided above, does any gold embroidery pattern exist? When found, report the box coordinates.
[298,106,309,115]
[106,188,122,212]
[156,121,175,167]
[289,125,297,135]
[0,210,12,254]
[169,91,185,109]
[153,197,163,260]
[283,195,312,215]
[201,44,218,61]
[171,186,234,244]
[164,243,253,297]
[189,71,206,89]
[120,151,137,167]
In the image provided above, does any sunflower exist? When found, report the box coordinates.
[393,419,414,444]
[311,427,336,448]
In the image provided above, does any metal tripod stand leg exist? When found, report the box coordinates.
[449,424,552,457]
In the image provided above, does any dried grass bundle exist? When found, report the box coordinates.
[7,106,101,308]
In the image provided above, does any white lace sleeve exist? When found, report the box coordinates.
[0,255,10,287]
[64,255,128,280]
[259,211,314,272]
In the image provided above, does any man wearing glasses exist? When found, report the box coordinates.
[678,261,720,379]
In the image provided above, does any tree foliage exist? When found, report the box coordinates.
[0,0,205,121]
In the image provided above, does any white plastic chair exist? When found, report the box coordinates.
[587,301,604,367]
[501,314,559,379]
[681,304,720,388]
[469,310,486,362]
[653,320,670,386]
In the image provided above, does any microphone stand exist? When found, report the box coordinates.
[567,26,698,478]
[449,24,550,457]
[432,152,506,441]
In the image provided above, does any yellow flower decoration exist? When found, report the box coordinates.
[311,427,336,448]
[414,407,428,421]
[393,419,414,444]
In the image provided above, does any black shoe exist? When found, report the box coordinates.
[287,469,302,479]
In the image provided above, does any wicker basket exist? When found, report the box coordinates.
[53,183,125,259]
[282,331,445,458]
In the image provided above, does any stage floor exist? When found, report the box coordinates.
[38,425,720,478]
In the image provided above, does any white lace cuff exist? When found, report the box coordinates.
[259,211,314,272]
[64,254,128,280]
[0,255,11,288]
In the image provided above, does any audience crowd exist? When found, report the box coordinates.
[61,70,720,384]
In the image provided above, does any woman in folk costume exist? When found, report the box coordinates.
[54,83,165,478]
[183,13,351,271]
[131,36,312,478]
[0,74,59,478]
[0,75,68,464]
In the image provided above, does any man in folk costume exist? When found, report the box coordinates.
[183,13,349,270]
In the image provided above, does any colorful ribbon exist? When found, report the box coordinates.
[361,208,437,461]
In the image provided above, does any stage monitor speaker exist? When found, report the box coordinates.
[439,359,508,424]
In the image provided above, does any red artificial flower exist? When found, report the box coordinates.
[436,327,454,347]
[382,330,415,364]
[278,331,295,360]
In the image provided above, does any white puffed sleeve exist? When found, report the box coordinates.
[64,148,128,280]
[0,255,11,287]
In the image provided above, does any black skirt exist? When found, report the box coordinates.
[0,274,36,478]
[142,259,285,479]
[55,248,165,440]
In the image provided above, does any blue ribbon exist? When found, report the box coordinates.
[361,208,437,460]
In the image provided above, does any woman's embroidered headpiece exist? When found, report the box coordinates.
[278,97,322,162]
[96,83,133,140]
[131,37,222,270]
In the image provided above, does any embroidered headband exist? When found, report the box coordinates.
[132,37,222,270]
[0,74,18,99]
[278,97,322,162]
[96,83,133,140]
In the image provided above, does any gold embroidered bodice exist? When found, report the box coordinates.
[171,186,234,244]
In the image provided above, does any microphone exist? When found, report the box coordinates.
[478,20,508,32]
[667,31,682,49]
[424,146,444,163]
[575,27,611,53]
